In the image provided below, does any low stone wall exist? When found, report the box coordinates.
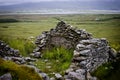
[0,40,49,80]
[34,21,92,51]
[0,21,117,80]
[64,38,114,80]
[0,40,36,64]
[0,40,20,57]
[32,21,116,80]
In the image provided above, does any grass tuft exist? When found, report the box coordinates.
[35,47,73,76]
[0,58,42,80]
[92,59,120,80]
[42,47,73,61]
[0,38,35,56]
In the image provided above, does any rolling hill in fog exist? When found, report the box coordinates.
[0,0,120,14]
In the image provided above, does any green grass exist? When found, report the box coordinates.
[60,14,120,51]
[92,58,120,80]
[0,14,120,52]
[0,14,120,79]
[35,47,73,77]
[0,19,19,23]
[91,62,112,79]
[0,38,35,56]
[0,58,42,80]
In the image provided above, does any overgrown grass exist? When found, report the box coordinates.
[110,42,120,51]
[92,58,120,80]
[42,47,73,61]
[0,38,35,56]
[0,14,120,79]
[35,47,73,77]
[0,58,42,80]
[91,62,112,79]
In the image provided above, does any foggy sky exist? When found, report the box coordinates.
[0,0,118,6]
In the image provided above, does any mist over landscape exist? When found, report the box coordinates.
[0,0,120,14]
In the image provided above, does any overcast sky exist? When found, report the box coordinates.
[0,0,118,6]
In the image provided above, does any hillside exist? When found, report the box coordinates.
[0,1,120,12]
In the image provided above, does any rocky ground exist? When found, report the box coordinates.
[0,21,119,80]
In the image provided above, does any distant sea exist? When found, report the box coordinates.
[0,10,120,15]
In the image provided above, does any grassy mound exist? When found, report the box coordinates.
[0,58,42,80]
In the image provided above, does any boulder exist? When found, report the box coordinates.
[72,57,86,62]
[79,49,91,56]
[76,44,86,51]
[65,68,74,74]
[40,73,49,80]
[34,52,41,58]
[50,77,55,80]
[0,73,12,80]
[55,73,63,80]
[73,50,80,57]
[11,57,23,62]
[68,71,86,80]
[24,57,36,62]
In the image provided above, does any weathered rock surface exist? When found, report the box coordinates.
[67,69,86,80]
[0,40,20,57]
[55,73,63,80]
[73,38,110,72]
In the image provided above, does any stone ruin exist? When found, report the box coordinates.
[35,21,92,51]
[0,40,49,80]
[0,40,37,64]
[32,21,117,80]
[0,21,118,80]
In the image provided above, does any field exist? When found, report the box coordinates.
[0,14,120,51]
[0,14,120,78]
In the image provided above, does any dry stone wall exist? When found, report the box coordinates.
[0,40,49,80]
[32,21,117,80]
[0,21,117,80]
[0,40,20,57]
[34,21,92,51]
[0,40,36,64]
